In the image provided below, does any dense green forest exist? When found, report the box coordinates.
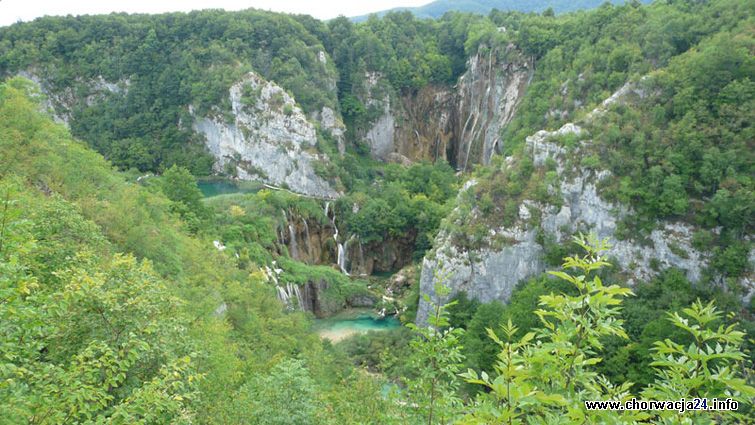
[1,0,754,423]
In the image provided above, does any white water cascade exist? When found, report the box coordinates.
[325,201,351,276]
[337,243,348,275]
[281,209,300,260]
[276,282,305,311]
[339,235,357,275]
[288,223,298,259]
[264,263,305,312]
[302,218,310,259]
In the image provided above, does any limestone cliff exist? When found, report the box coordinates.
[279,203,415,276]
[17,70,130,127]
[417,82,754,325]
[360,73,455,164]
[357,45,532,168]
[453,45,533,170]
[192,72,339,199]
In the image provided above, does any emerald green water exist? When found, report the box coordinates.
[314,310,401,342]
[198,180,262,197]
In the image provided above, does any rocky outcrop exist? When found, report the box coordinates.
[416,81,720,325]
[17,70,129,127]
[361,76,455,163]
[279,204,415,276]
[300,279,341,317]
[344,236,417,276]
[357,45,532,168]
[279,211,336,266]
[313,105,346,154]
[192,72,339,198]
[453,44,533,170]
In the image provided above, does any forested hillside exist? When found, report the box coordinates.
[1,0,753,423]
[351,0,651,22]
[0,78,398,423]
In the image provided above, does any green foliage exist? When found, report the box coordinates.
[160,164,209,232]
[0,9,339,173]
[230,359,324,425]
[642,300,755,423]
[0,80,389,424]
[336,161,458,260]
[0,181,199,422]
[596,29,754,236]
[404,277,465,424]
[1,1,754,421]
[462,236,754,423]
[338,327,415,377]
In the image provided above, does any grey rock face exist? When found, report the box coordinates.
[417,82,717,325]
[192,72,339,199]
[316,106,346,154]
[365,99,396,160]
[454,45,533,169]
[418,225,544,324]
[358,45,532,167]
[18,70,129,127]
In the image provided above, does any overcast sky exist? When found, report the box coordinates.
[0,0,431,27]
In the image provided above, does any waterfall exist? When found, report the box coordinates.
[331,209,339,242]
[288,223,298,259]
[337,243,349,275]
[326,200,353,276]
[302,219,310,259]
[339,235,357,275]
[277,285,290,305]
[291,282,305,311]
[275,282,305,311]
[279,209,288,247]
[281,209,299,260]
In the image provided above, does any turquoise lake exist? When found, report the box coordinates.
[198,179,263,197]
[314,310,401,342]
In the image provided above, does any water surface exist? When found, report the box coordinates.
[314,309,401,342]
[198,179,262,197]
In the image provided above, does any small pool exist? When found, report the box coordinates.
[314,310,401,342]
[198,179,263,197]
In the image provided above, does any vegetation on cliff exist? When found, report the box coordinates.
[1,0,753,422]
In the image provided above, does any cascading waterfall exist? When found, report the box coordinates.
[281,209,300,260]
[337,243,348,275]
[280,209,288,247]
[266,263,305,312]
[340,235,357,275]
[288,222,298,259]
[326,201,352,276]
[291,282,305,311]
[302,218,310,259]
[275,281,305,311]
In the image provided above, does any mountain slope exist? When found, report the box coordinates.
[0,78,386,422]
[351,0,651,21]
[418,10,754,322]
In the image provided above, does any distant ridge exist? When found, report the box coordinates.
[351,0,650,21]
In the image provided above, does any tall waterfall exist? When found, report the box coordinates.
[281,209,299,260]
[302,219,310,259]
[288,223,298,259]
[337,243,348,275]
[326,201,348,275]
